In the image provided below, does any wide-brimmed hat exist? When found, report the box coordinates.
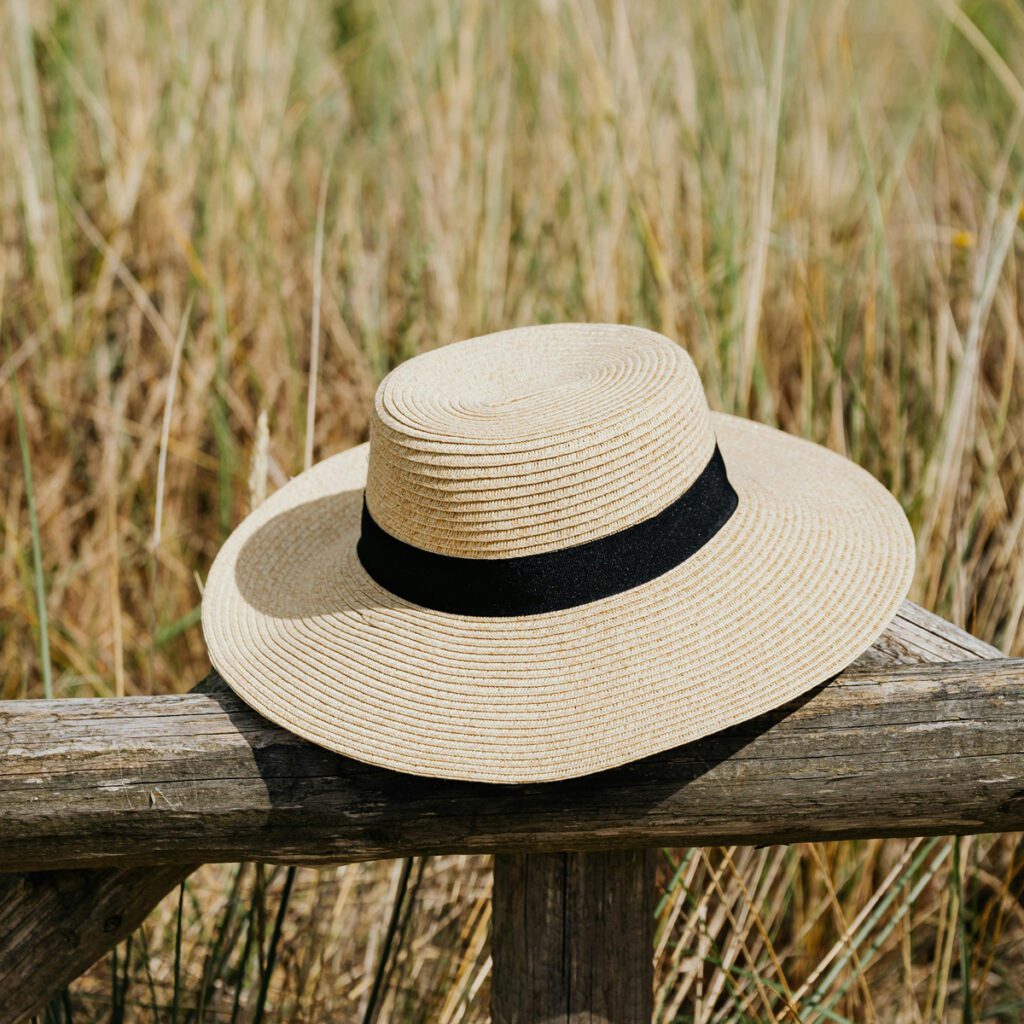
[201,324,915,783]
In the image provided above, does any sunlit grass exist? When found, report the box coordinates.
[2,0,1023,1019]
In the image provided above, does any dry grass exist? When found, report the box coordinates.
[2,0,1023,1020]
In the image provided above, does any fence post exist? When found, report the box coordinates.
[492,848,657,1023]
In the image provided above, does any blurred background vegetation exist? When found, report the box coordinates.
[1,0,1022,1020]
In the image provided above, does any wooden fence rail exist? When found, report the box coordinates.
[1,601,1021,1022]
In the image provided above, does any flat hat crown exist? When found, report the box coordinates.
[365,324,716,558]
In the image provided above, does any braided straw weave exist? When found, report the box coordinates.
[202,324,915,783]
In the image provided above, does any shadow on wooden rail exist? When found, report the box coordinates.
[0,601,1021,1022]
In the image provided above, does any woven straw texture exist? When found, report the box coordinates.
[202,324,915,783]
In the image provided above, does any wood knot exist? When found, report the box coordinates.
[996,789,1024,819]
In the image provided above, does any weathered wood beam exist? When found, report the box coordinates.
[0,603,1019,874]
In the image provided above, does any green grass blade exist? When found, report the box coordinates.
[953,837,974,1024]
[230,893,259,1024]
[807,839,952,1021]
[362,858,417,1024]
[252,865,297,1024]
[195,862,248,1020]
[172,880,186,1022]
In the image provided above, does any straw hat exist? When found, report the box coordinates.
[202,324,915,783]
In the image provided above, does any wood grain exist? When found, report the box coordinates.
[492,850,657,1023]
[0,863,195,1022]
[0,603,1018,873]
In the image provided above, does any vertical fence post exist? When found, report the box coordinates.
[492,848,657,1023]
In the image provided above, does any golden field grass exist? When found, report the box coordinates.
[1,0,1023,1020]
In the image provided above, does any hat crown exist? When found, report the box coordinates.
[365,324,716,558]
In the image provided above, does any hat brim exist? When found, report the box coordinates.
[201,413,915,783]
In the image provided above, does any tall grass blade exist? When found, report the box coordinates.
[211,284,236,540]
[809,840,953,1021]
[954,837,974,1024]
[252,865,297,1024]
[304,159,331,472]
[362,857,417,1024]
[10,361,53,699]
[172,880,186,1022]
[230,894,259,1024]
[195,863,247,1021]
